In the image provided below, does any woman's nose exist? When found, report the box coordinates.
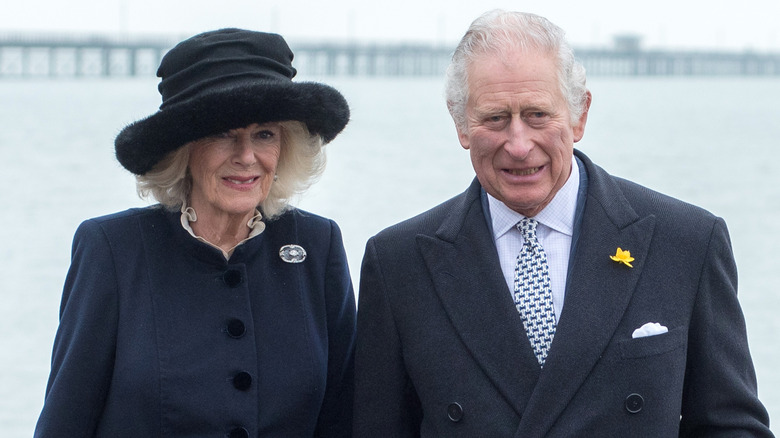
[232,136,257,166]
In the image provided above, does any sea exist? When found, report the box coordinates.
[1,75,778,435]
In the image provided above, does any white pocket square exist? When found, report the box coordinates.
[632,322,668,339]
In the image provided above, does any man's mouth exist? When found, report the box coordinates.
[506,167,541,176]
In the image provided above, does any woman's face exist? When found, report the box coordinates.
[188,122,282,220]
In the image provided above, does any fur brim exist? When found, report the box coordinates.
[115,81,349,175]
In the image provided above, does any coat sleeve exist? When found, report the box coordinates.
[353,237,422,438]
[34,219,119,438]
[679,218,773,437]
[314,220,357,438]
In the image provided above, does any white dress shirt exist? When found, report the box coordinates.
[488,159,580,321]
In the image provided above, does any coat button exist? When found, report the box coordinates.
[232,371,252,391]
[228,427,249,438]
[625,393,644,414]
[447,402,464,422]
[226,318,246,338]
[223,270,243,288]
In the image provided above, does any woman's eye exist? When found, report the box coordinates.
[254,130,275,140]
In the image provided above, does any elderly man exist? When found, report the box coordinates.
[353,9,773,437]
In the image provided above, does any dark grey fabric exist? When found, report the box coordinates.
[353,149,772,437]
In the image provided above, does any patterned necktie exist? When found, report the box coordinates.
[513,217,557,366]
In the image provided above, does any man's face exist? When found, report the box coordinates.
[457,48,590,217]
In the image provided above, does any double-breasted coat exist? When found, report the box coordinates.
[35,206,356,437]
[353,150,772,437]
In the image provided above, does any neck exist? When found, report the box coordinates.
[189,208,254,253]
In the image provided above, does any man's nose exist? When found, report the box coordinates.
[504,117,534,159]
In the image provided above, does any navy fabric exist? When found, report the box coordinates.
[35,206,356,437]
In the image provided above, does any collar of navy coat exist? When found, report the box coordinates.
[415,149,657,436]
[151,206,297,267]
[131,206,262,267]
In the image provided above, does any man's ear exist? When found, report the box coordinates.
[448,101,471,150]
[572,91,592,142]
[457,126,471,150]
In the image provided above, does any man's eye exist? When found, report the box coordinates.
[524,111,549,125]
[484,115,506,126]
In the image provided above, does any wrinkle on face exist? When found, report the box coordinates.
[187,122,282,229]
[457,48,588,217]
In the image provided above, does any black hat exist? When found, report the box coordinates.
[115,28,350,175]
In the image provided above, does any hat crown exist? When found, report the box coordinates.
[157,28,297,109]
[115,28,349,176]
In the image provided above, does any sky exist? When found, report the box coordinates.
[2,0,780,52]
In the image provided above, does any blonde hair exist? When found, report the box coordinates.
[136,121,325,220]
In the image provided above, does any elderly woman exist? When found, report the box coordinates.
[34,29,355,438]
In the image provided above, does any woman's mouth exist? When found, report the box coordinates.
[225,176,259,185]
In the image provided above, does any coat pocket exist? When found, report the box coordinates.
[617,326,686,359]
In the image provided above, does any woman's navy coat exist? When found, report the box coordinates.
[34,206,356,437]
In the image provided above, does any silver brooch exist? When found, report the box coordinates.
[279,244,307,263]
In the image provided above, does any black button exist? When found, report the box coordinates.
[226,319,246,338]
[625,393,644,414]
[228,427,249,438]
[447,402,463,422]
[223,270,243,288]
[233,371,252,391]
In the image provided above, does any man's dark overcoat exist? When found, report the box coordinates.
[354,150,772,437]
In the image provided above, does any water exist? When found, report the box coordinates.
[1,76,778,436]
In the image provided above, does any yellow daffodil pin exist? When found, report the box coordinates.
[610,247,635,268]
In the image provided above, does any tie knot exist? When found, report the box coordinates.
[517,217,539,243]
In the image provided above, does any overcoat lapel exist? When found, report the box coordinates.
[416,180,541,417]
[515,153,657,437]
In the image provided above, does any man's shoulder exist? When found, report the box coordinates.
[580,150,718,225]
[590,171,724,248]
[373,186,477,242]
[612,176,717,223]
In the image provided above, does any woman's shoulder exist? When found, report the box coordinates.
[77,205,172,236]
[271,207,339,230]
[267,208,346,249]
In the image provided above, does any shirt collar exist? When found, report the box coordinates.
[179,203,266,259]
[488,157,580,239]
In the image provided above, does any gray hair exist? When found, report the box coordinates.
[445,10,588,130]
[135,120,325,220]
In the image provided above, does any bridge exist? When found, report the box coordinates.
[1,32,779,78]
